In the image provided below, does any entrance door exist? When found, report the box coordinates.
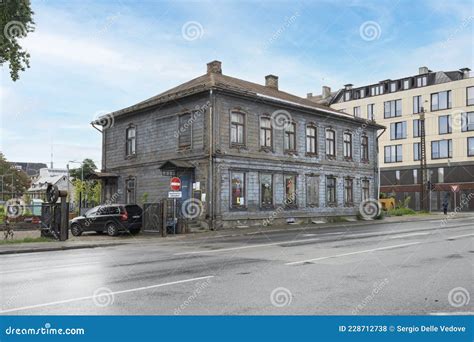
[179,172,193,202]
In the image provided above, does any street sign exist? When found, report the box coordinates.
[450,185,460,192]
[170,177,181,191]
[168,191,182,198]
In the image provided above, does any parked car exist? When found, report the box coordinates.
[69,204,143,236]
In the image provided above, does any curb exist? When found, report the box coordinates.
[0,243,125,255]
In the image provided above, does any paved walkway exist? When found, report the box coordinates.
[0,212,472,255]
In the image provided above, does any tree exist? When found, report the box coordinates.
[0,0,35,81]
[69,159,98,180]
[0,152,30,201]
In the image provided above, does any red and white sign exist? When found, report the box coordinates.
[450,185,460,193]
[170,177,181,191]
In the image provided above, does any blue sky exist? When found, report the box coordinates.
[1,0,472,169]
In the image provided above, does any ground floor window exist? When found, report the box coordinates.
[344,178,354,205]
[284,174,297,207]
[231,171,246,208]
[362,179,370,201]
[260,173,273,207]
[125,177,136,204]
[306,175,319,207]
[326,176,337,206]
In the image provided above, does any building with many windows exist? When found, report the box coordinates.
[310,66,474,211]
[93,61,383,229]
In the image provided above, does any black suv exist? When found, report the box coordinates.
[70,204,143,236]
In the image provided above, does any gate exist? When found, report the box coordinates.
[142,200,188,235]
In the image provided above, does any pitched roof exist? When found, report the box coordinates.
[94,62,361,122]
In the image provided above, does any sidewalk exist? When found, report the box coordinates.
[0,212,472,255]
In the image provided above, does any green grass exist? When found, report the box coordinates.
[329,216,348,223]
[0,237,52,245]
[387,207,417,216]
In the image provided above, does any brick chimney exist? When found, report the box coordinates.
[207,60,222,74]
[265,75,279,90]
[322,86,331,99]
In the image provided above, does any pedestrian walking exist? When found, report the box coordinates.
[442,194,449,215]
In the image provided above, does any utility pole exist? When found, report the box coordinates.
[419,109,428,211]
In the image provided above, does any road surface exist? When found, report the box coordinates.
[1,217,472,315]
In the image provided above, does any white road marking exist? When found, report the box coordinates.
[285,242,421,266]
[174,238,321,255]
[446,233,474,240]
[388,232,430,239]
[0,275,214,314]
[430,312,474,316]
[0,261,103,275]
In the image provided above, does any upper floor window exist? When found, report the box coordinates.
[431,139,452,159]
[367,104,374,121]
[305,125,317,155]
[384,99,402,118]
[467,87,474,106]
[353,106,361,118]
[230,112,245,145]
[413,119,422,138]
[390,121,407,140]
[370,85,384,96]
[416,76,427,87]
[390,82,397,92]
[413,95,422,114]
[344,91,351,101]
[325,129,336,157]
[413,143,421,161]
[125,177,136,204]
[431,91,451,111]
[438,115,452,134]
[284,122,296,152]
[231,171,246,208]
[178,113,192,148]
[403,79,411,90]
[468,137,474,157]
[260,117,272,149]
[462,112,474,132]
[343,132,352,159]
[360,88,366,98]
[361,135,369,161]
[126,126,136,157]
[384,144,402,163]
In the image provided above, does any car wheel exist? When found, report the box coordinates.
[70,224,82,236]
[106,223,118,236]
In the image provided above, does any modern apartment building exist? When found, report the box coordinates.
[309,67,474,211]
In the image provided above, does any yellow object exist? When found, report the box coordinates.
[379,198,395,210]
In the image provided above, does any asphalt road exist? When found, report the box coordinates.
[1,217,473,315]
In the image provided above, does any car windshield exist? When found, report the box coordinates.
[85,206,100,217]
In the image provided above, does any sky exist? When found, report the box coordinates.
[0,0,472,169]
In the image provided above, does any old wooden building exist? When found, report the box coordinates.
[93,61,384,229]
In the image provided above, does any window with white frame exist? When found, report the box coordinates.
[431,91,452,111]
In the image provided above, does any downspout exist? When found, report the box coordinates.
[208,89,214,230]
[91,122,105,203]
[376,128,386,200]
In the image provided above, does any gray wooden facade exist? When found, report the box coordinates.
[94,61,384,229]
